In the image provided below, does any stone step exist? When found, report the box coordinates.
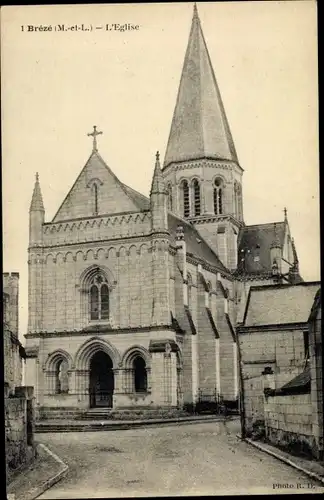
[35,415,232,433]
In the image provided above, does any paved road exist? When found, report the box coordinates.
[37,419,323,498]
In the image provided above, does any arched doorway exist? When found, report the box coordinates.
[89,351,114,408]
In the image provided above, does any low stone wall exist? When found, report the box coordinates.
[38,406,87,420]
[264,393,317,458]
[5,387,35,484]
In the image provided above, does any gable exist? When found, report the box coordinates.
[53,152,140,222]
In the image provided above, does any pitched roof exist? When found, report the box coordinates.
[163,4,238,168]
[121,183,150,211]
[168,213,228,273]
[275,365,311,395]
[237,222,286,275]
[242,282,320,327]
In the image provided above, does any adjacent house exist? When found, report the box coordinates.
[3,273,35,484]
[237,282,322,460]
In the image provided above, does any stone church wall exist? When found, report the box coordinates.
[29,239,172,333]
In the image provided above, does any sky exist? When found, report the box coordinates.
[1,2,320,340]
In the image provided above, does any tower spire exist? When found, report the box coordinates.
[193,2,199,19]
[30,172,44,212]
[163,3,238,168]
[150,151,165,195]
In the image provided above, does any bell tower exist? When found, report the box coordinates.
[162,3,244,270]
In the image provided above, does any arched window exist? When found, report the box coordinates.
[192,179,201,216]
[234,182,242,219]
[187,273,192,308]
[167,184,173,211]
[214,178,223,215]
[55,359,69,394]
[181,180,190,218]
[92,183,99,215]
[133,356,147,392]
[89,274,110,321]
[234,183,238,217]
[237,184,242,219]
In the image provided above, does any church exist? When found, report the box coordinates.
[24,4,302,417]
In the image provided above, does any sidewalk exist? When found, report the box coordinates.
[7,443,68,500]
[242,436,324,486]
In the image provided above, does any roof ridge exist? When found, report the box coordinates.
[249,281,321,291]
[243,221,285,229]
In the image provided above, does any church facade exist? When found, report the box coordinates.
[24,5,302,415]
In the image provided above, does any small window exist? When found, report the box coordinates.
[90,285,99,320]
[193,179,201,216]
[55,359,69,394]
[214,178,223,215]
[92,183,99,215]
[134,357,147,392]
[89,274,110,321]
[187,273,192,308]
[167,184,173,211]
[303,331,309,360]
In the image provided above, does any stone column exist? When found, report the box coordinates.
[191,334,199,404]
[68,370,76,395]
[113,368,123,394]
[75,370,90,404]
[146,367,152,393]
[150,340,178,407]
[203,180,215,215]
[215,338,221,397]
[233,343,238,399]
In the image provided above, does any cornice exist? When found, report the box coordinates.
[189,214,244,228]
[237,322,308,333]
[24,324,177,339]
[44,210,150,226]
[163,157,243,175]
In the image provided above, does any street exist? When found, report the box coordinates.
[37,419,323,498]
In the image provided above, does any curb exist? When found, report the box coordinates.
[36,415,238,433]
[24,444,69,500]
[239,435,324,486]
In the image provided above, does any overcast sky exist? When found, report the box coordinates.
[2,2,319,339]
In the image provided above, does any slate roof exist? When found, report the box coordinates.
[242,282,321,327]
[168,213,228,273]
[163,4,238,168]
[237,222,286,275]
[121,183,150,211]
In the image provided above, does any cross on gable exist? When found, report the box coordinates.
[87,125,103,152]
